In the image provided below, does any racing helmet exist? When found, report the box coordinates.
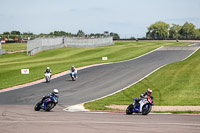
[47,67,50,69]
[53,89,59,94]
[147,88,152,95]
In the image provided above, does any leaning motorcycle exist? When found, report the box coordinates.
[126,96,154,115]
[44,72,51,82]
[70,72,76,81]
[34,95,58,111]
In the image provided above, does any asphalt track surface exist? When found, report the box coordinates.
[0,46,200,133]
[0,105,200,133]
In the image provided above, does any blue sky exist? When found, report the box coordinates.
[0,0,200,38]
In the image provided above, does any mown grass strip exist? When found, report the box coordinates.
[2,43,27,51]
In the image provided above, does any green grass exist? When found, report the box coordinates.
[84,47,200,110]
[2,43,27,51]
[0,41,189,90]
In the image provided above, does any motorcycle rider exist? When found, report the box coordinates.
[71,65,78,78]
[133,88,153,108]
[40,89,59,104]
[44,67,52,78]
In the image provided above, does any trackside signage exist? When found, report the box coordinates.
[21,69,29,74]
[102,57,108,60]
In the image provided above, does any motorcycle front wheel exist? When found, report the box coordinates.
[46,77,50,82]
[34,102,42,111]
[45,102,55,111]
[126,104,133,115]
[142,104,152,115]
[71,76,76,81]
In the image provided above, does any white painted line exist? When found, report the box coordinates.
[182,46,200,61]
[0,121,199,126]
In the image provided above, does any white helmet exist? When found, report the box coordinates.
[53,89,59,94]
[147,88,152,95]
[47,67,50,69]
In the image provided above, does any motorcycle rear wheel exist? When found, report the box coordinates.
[126,104,133,115]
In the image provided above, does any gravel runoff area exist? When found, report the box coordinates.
[106,105,200,111]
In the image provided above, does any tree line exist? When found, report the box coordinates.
[146,21,200,40]
[0,30,120,41]
[1,21,199,41]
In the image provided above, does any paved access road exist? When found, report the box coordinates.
[0,105,200,133]
[0,46,199,105]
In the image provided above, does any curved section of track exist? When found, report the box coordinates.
[1,46,200,133]
[0,46,199,106]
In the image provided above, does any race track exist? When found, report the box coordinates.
[0,46,200,133]
[0,46,199,106]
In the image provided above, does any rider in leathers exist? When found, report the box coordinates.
[71,65,78,78]
[40,89,59,104]
[44,67,52,78]
[133,88,153,108]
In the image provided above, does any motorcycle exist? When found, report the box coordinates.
[34,95,58,111]
[70,72,77,81]
[44,72,51,82]
[126,96,155,115]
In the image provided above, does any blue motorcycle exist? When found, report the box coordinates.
[70,72,77,81]
[34,95,58,111]
[126,96,154,115]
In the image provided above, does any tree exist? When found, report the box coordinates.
[169,24,181,39]
[194,29,200,39]
[53,31,66,36]
[179,22,195,39]
[146,21,170,39]
[77,30,85,37]
[3,32,10,35]
[110,32,120,40]
[11,31,21,35]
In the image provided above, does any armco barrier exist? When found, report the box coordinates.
[27,37,114,55]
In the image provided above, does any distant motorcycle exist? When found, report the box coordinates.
[70,72,77,81]
[44,72,51,82]
[126,96,154,115]
[34,95,58,111]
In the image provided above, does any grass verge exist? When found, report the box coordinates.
[2,43,27,51]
